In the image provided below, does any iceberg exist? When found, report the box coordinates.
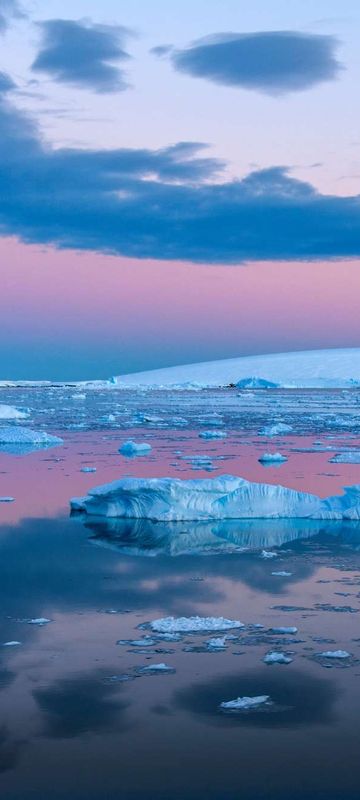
[259,423,292,437]
[0,426,63,455]
[0,404,30,420]
[318,650,350,659]
[264,652,293,664]
[69,473,354,522]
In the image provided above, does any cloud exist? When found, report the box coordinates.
[1,90,360,262]
[0,0,24,33]
[165,31,342,95]
[32,18,133,93]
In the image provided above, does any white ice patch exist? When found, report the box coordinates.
[329,452,360,464]
[206,636,227,649]
[259,423,293,437]
[140,663,174,672]
[271,571,292,577]
[150,616,244,633]
[220,695,270,711]
[318,650,351,659]
[0,497,15,502]
[199,431,227,440]
[119,440,152,456]
[2,641,21,647]
[70,474,360,522]
[0,404,30,420]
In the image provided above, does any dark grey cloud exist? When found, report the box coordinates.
[0,0,24,33]
[32,19,132,93]
[166,31,342,95]
[0,90,360,262]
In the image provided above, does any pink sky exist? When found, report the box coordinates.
[1,236,360,380]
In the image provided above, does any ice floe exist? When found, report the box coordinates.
[220,695,271,711]
[259,423,293,437]
[317,650,351,659]
[149,616,244,633]
[199,430,227,439]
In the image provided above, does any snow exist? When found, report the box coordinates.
[220,695,270,710]
[0,404,30,420]
[0,426,63,454]
[71,473,360,522]
[119,440,152,456]
[259,452,288,464]
[318,650,351,659]
[149,616,244,633]
[264,652,293,664]
[112,348,360,389]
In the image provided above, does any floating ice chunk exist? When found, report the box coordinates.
[259,423,293,437]
[207,636,227,650]
[140,663,174,672]
[264,651,293,664]
[119,440,152,456]
[330,452,360,464]
[150,616,244,633]
[0,497,15,503]
[2,641,21,647]
[0,404,30,420]
[71,393,86,400]
[270,626,298,635]
[259,452,287,464]
[220,695,270,711]
[199,430,227,440]
[81,467,97,473]
[117,638,156,648]
[261,550,278,559]
[27,617,52,626]
[318,650,351,659]
[271,571,292,577]
[236,377,280,389]
[0,426,63,455]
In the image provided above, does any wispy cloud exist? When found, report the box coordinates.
[32,19,133,93]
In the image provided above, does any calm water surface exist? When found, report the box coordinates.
[0,387,360,799]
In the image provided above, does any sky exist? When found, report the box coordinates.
[0,0,360,380]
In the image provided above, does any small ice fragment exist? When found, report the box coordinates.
[199,431,227,440]
[259,423,292,437]
[271,571,292,577]
[141,663,174,672]
[81,467,97,473]
[261,550,278,559]
[318,650,351,659]
[27,617,51,626]
[258,452,287,464]
[119,440,152,456]
[270,626,298,635]
[264,651,293,665]
[220,695,270,711]
[150,616,244,633]
[71,393,86,400]
[2,641,21,647]
[0,497,15,502]
[207,636,227,649]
